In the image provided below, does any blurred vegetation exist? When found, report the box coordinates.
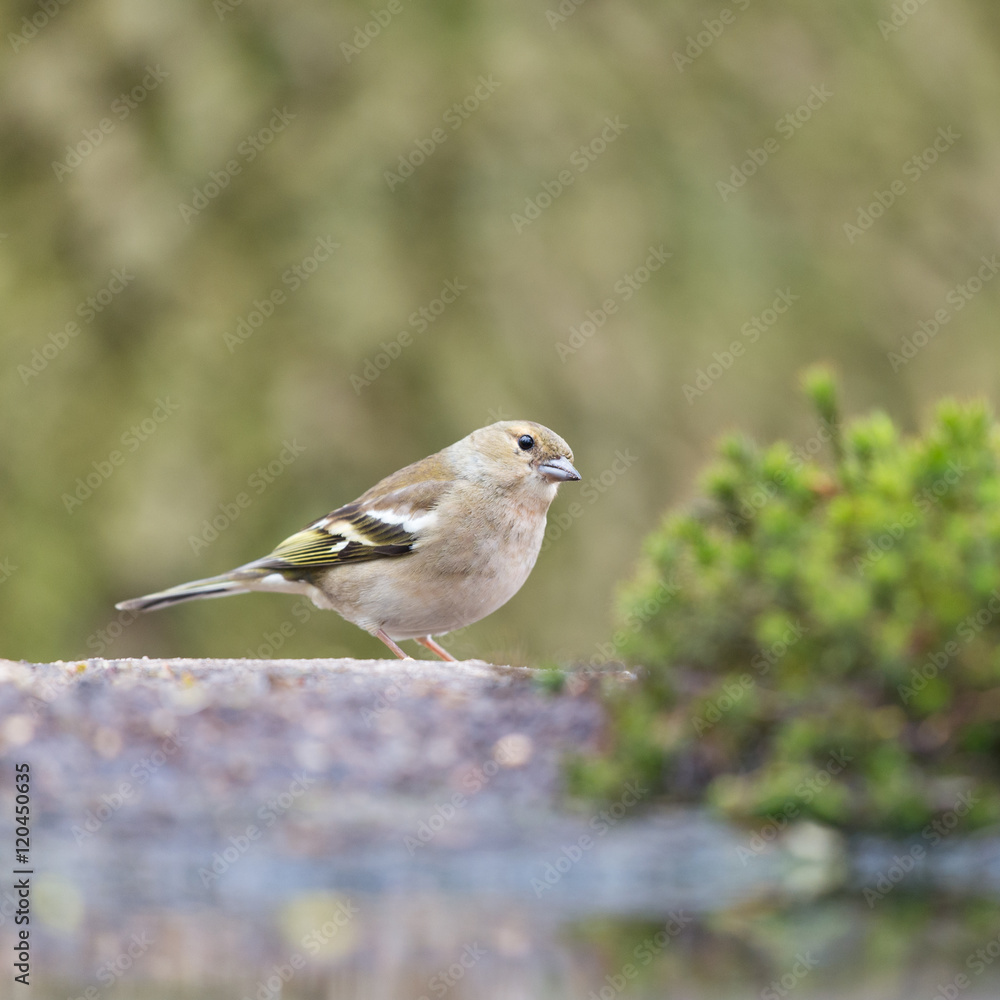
[3,1,1000,663]
[578,371,1000,833]
[569,897,1000,1000]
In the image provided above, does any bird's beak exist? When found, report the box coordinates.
[536,456,581,482]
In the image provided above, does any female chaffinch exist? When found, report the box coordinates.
[116,420,580,660]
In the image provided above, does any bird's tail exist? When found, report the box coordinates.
[115,566,277,613]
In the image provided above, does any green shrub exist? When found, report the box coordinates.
[580,370,1000,834]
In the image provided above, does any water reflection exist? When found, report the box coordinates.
[13,893,1000,999]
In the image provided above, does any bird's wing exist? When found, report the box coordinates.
[254,481,447,573]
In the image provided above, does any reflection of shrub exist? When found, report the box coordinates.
[577,369,1000,834]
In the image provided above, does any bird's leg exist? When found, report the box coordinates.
[375,628,411,659]
[416,635,457,662]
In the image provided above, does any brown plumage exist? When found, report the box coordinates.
[116,421,580,660]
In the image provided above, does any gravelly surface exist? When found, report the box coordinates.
[0,656,806,916]
[0,656,604,832]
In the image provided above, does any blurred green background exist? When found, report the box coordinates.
[3,0,1000,664]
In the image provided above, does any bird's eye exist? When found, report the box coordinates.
[518,434,535,451]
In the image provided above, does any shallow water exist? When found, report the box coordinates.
[9,812,1000,1000]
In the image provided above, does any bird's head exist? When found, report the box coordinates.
[458,420,581,497]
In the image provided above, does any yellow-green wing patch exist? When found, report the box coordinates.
[258,503,417,572]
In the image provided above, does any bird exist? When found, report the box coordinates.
[116,420,581,660]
